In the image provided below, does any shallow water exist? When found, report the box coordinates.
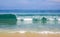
[0,15,60,32]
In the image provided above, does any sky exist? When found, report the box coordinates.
[0,0,60,10]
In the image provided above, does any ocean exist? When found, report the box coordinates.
[0,10,60,33]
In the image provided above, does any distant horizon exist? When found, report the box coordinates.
[0,9,60,14]
[0,9,60,11]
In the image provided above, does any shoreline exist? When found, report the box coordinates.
[7,31,60,34]
[0,30,60,34]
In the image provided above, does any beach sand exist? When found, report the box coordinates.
[0,32,60,37]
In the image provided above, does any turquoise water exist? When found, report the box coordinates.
[0,14,60,32]
[0,10,60,32]
[0,21,60,32]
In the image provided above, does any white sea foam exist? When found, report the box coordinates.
[8,31,60,34]
[8,31,26,33]
[18,31,27,33]
[24,18,32,21]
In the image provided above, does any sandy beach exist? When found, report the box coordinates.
[0,32,60,37]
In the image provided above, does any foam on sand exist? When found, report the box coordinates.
[8,31,60,34]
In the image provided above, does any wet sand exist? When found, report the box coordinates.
[0,32,60,37]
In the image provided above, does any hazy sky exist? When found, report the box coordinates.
[0,0,60,10]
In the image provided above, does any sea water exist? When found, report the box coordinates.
[0,10,60,33]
